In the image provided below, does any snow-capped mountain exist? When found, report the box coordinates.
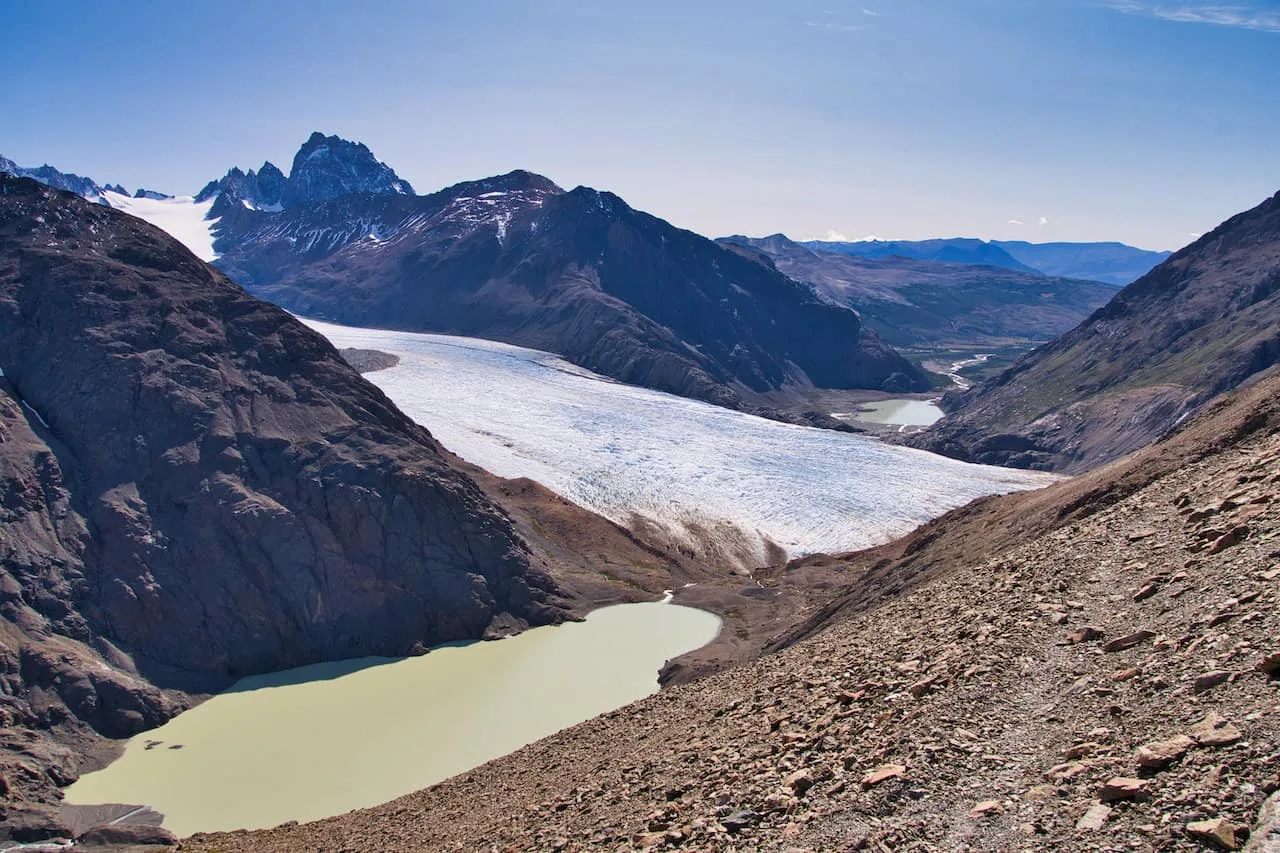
[2,135,929,415]
[211,166,928,411]
[0,155,105,199]
[197,132,415,214]
[283,131,413,206]
[196,162,287,210]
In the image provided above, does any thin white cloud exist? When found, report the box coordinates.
[804,19,865,31]
[862,7,880,15]
[822,230,851,241]
[1038,216,1050,226]
[1189,232,1204,238]
[1008,218,1025,225]
[1107,1,1280,33]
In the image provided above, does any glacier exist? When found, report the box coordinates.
[308,320,1060,568]
[102,191,219,261]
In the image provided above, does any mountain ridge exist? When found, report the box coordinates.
[801,236,1170,285]
[912,189,1280,472]
[721,233,1118,349]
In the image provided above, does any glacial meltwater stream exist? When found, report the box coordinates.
[65,602,720,836]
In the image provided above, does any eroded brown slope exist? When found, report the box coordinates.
[188,370,1280,852]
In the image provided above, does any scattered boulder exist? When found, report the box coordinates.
[721,810,761,834]
[784,768,814,796]
[1187,817,1242,850]
[1257,652,1280,678]
[1194,670,1233,693]
[1076,803,1112,832]
[1189,712,1244,747]
[1102,630,1156,652]
[1066,626,1105,644]
[862,764,906,787]
[1099,777,1149,802]
[77,823,178,846]
[1135,734,1195,771]
[1245,792,1280,853]
[969,800,1003,819]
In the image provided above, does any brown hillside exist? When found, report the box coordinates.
[185,376,1280,850]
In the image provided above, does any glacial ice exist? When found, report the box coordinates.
[308,320,1060,566]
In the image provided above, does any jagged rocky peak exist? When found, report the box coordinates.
[196,161,287,209]
[133,188,172,200]
[0,154,104,199]
[282,131,413,207]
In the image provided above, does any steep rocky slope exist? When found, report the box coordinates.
[915,190,1280,473]
[0,175,585,839]
[187,366,1280,852]
[196,132,412,210]
[722,234,1117,348]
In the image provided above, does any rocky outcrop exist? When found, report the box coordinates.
[913,189,1280,472]
[196,162,287,209]
[0,175,573,826]
[282,132,412,207]
[196,134,409,212]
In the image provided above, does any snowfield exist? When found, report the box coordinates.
[102,191,219,261]
[308,320,1060,566]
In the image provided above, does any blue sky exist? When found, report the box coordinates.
[3,0,1277,250]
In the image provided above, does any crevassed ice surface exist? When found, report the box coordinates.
[308,320,1058,563]
[102,191,219,261]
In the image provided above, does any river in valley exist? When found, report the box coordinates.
[64,601,720,836]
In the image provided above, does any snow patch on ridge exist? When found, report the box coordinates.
[306,320,1060,567]
[101,191,219,262]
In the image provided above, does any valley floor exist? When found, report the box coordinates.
[182,372,1280,852]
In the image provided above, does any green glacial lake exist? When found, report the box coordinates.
[853,398,944,426]
[65,601,720,836]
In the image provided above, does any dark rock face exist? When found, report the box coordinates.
[722,234,1117,348]
[912,190,1280,472]
[212,170,927,408]
[0,175,570,810]
[196,162,287,209]
[282,132,412,207]
[196,134,411,215]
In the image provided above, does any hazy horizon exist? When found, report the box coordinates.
[5,1,1278,252]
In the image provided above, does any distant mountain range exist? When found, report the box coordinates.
[802,236,1170,285]
[721,234,1117,348]
[0,137,1175,423]
[1,140,931,421]
[914,189,1280,472]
